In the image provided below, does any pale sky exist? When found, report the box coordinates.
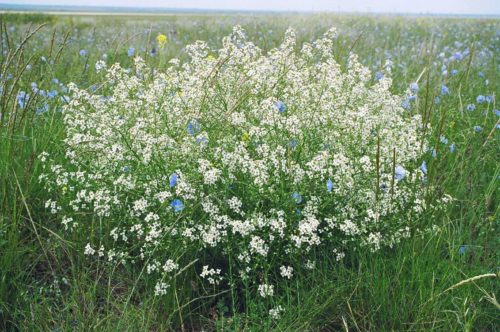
[3,0,500,15]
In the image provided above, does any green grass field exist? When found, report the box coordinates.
[0,12,498,331]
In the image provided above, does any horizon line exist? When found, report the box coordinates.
[1,3,500,17]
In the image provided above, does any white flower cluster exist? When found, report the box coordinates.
[39,26,448,295]
[200,265,222,285]
[258,284,275,298]
[279,265,294,279]
[269,305,285,320]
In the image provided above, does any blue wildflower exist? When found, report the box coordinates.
[326,179,333,192]
[169,172,178,187]
[275,100,286,113]
[128,47,135,57]
[431,148,437,158]
[375,71,384,81]
[289,139,298,149]
[79,49,87,56]
[466,104,476,111]
[451,69,458,75]
[458,245,469,255]
[401,98,410,110]
[495,109,500,117]
[476,95,485,103]
[420,161,427,174]
[170,199,184,213]
[441,85,450,95]
[473,125,482,133]
[453,52,462,61]
[486,95,493,103]
[35,103,49,115]
[395,165,406,181]
[122,166,131,172]
[410,82,419,94]
[291,192,302,204]
[450,143,456,153]
[187,120,201,135]
[196,136,208,145]
[17,91,28,109]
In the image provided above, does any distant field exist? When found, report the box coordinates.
[0,11,498,331]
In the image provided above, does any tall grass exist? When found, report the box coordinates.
[0,13,498,331]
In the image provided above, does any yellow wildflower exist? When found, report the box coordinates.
[156,33,168,48]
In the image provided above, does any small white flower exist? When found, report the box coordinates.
[95,60,106,72]
[84,243,95,256]
[269,305,284,319]
[154,281,169,296]
[163,259,179,273]
[200,265,222,285]
[279,265,294,279]
[258,284,274,298]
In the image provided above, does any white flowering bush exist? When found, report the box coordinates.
[39,26,447,298]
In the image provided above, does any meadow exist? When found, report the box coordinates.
[0,12,499,331]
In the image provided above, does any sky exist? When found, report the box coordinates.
[3,0,500,15]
